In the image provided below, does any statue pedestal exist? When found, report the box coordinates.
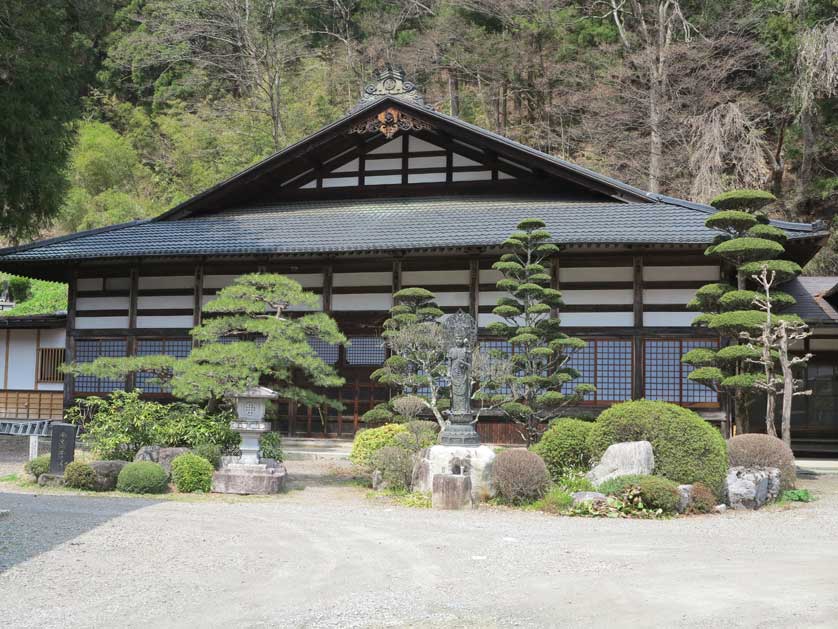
[413,445,496,507]
[212,459,287,495]
[440,415,481,446]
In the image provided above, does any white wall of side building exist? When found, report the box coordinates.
[0,328,66,392]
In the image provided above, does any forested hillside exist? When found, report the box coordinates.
[2,0,837,271]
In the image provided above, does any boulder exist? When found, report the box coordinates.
[725,466,781,510]
[89,460,128,492]
[158,447,190,477]
[371,470,385,491]
[37,473,65,488]
[432,474,473,510]
[413,445,496,502]
[571,491,606,505]
[587,441,655,487]
[134,445,160,463]
[676,484,693,514]
[212,461,287,494]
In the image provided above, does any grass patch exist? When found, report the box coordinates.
[0,473,19,482]
[779,488,815,503]
[392,491,432,508]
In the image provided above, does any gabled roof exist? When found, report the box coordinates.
[786,277,838,323]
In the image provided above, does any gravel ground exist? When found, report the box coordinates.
[1,468,837,629]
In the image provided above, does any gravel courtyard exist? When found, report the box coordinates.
[1,458,838,629]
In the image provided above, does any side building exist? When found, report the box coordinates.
[0,70,829,447]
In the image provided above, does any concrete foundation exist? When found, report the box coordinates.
[414,444,496,503]
[211,461,287,495]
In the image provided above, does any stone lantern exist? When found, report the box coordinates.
[211,386,287,494]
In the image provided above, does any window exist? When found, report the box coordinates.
[345,336,385,365]
[644,338,719,406]
[308,337,339,364]
[135,338,192,393]
[563,338,633,404]
[74,339,127,393]
[37,348,65,383]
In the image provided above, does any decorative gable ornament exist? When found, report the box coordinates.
[352,65,430,111]
[349,106,433,139]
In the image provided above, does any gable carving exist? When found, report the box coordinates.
[349,107,433,139]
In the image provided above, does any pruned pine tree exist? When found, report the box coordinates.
[684,190,802,435]
[741,266,812,446]
[69,274,346,411]
[486,218,593,445]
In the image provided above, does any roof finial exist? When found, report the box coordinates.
[352,65,430,111]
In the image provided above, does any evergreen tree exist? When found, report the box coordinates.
[487,219,593,445]
[683,190,803,435]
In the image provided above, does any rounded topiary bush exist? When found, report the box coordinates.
[587,400,728,497]
[370,446,414,491]
[492,449,550,505]
[350,423,409,469]
[116,461,168,494]
[24,454,50,479]
[728,433,796,490]
[63,461,96,490]
[598,474,680,514]
[192,442,222,469]
[530,418,592,481]
[171,453,215,493]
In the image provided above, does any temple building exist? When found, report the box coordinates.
[0,69,833,448]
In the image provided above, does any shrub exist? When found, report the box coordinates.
[370,446,414,491]
[688,482,716,514]
[350,423,408,469]
[588,400,728,496]
[116,461,168,494]
[781,488,813,502]
[65,391,239,461]
[24,454,50,479]
[531,418,592,480]
[393,420,439,452]
[597,474,680,514]
[492,449,550,505]
[553,469,596,493]
[171,453,214,493]
[727,433,796,490]
[63,461,96,490]
[259,432,283,462]
[534,486,574,513]
[193,442,222,469]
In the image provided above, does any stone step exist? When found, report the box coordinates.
[282,438,353,461]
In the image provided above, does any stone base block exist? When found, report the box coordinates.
[725,466,780,510]
[413,445,495,502]
[212,462,287,495]
[432,474,473,510]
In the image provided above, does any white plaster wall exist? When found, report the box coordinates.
[479,291,507,306]
[138,295,193,310]
[562,289,633,305]
[40,329,65,348]
[331,158,359,173]
[811,338,838,351]
[75,316,130,329]
[323,177,358,188]
[139,275,193,290]
[402,269,469,285]
[812,327,838,335]
[409,136,442,151]
[643,312,697,327]
[643,265,720,282]
[408,172,446,184]
[366,157,402,171]
[559,267,633,283]
[368,138,402,154]
[559,312,634,327]
[479,269,504,284]
[434,292,469,307]
[7,330,36,389]
[332,293,392,311]
[105,278,131,291]
[452,154,481,167]
[76,296,130,311]
[365,174,402,185]
[643,288,697,305]
[136,315,195,328]
[333,272,391,287]
[452,170,492,182]
[76,278,103,292]
[409,156,446,169]
[202,274,238,289]
[0,332,7,388]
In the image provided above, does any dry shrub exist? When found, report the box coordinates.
[492,449,550,505]
[688,482,717,514]
[728,433,796,490]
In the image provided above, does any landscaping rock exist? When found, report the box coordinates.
[587,441,654,486]
[37,473,65,488]
[134,445,160,463]
[432,474,473,510]
[413,445,496,502]
[677,484,693,514]
[571,491,606,505]
[158,447,190,477]
[725,466,781,510]
[0,509,9,519]
[211,461,287,494]
[89,460,128,492]
[371,470,385,491]
[714,504,727,514]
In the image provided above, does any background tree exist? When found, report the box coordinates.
[684,190,803,435]
[487,218,593,445]
[70,274,346,411]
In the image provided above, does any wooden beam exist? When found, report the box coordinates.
[3,329,9,390]
[401,134,409,185]
[193,263,203,329]
[63,269,77,409]
[469,258,479,317]
[632,255,644,400]
[33,329,41,391]
[551,256,560,319]
[391,259,402,295]
[322,263,333,312]
[633,255,643,328]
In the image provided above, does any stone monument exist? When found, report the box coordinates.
[414,311,496,508]
[211,386,287,494]
[48,423,76,474]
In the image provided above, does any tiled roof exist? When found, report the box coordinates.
[786,276,838,323]
[0,196,823,263]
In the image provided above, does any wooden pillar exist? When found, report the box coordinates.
[63,269,77,409]
[126,267,139,392]
[322,262,333,313]
[632,255,644,400]
[469,258,479,318]
[392,259,402,295]
[401,134,409,185]
[192,263,204,329]
[3,328,10,390]
[33,329,41,391]
[551,256,560,319]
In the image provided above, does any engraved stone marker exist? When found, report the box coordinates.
[49,423,76,474]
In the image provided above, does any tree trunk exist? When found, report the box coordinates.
[734,391,749,435]
[648,74,663,193]
[447,69,460,118]
[796,108,816,210]
[778,326,793,447]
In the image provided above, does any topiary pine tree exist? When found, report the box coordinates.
[69,274,347,412]
[683,190,803,436]
[486,218,593,445]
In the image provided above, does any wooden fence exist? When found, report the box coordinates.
[0,391,64,421]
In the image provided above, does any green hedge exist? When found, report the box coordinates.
[598,474,680,514]
[530,419,592,481]
[587,400,728,497]
[63,461,96,490]
[349,424,409,469]
[116,461,168,494]
[24,454,50,479]
[171,453,214,493]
